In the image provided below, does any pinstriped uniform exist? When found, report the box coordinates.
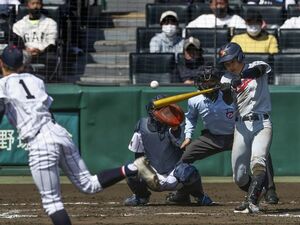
[0,73,103,215]
[221,61,272,187]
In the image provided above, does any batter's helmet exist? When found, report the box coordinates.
[218,42,244,64]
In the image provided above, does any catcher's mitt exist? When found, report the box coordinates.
[152,104,184,127]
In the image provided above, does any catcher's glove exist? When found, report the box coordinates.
[152,104,184,127]
[134,156,160,191]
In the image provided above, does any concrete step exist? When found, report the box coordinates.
[88,52,129,65]
[113,18,145,27]
[104,0,155,12]
[93,40,136,52]
[79,75,131,85]
[112,12,145,27]
[84,27,136,42]
[83,63,129,77]
[103,27,137,41]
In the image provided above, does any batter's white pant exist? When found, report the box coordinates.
[27,121,103,216]
[232,117,272,187]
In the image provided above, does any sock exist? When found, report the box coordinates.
[124,163,138,176]
[97,164,138,189]
[50,209,72,225]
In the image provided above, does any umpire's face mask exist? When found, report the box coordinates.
[29,8,41,20]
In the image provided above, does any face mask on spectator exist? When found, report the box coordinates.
[246,24,262,37]
[29,8,41,20]
[162,25,177,37]
[214,7,227,18]
[185,58,203,69]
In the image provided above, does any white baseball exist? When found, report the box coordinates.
[150,80,159,89]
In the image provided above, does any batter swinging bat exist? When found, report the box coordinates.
[153,86,220,109]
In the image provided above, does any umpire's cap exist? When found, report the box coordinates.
[218,42,244,64]
[0,45,23,69]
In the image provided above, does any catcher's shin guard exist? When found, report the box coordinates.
[126,176,151,198]
[134,156,160,191]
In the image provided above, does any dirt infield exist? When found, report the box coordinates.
[0,182,300,225]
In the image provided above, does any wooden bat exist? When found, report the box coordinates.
[153,87,220,109]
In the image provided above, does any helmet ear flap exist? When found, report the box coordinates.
[237,51,244,62]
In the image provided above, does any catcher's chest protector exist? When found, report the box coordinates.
[139,118,182,174]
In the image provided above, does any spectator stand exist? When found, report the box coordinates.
[240,4,285,28]
[287,4,300,18]
[129,53,176,84]
[274,53,300,85]
[278,29,300,53]
[0,4,16,51]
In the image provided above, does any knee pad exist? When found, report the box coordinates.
[174,163,200,185]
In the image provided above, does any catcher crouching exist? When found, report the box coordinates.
[125,95,214,206]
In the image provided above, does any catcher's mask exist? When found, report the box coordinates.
[194,66,221,90]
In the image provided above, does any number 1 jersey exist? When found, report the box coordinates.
[0,73,53,140]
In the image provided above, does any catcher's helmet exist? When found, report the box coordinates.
[146,94,166,118]
[218,42,244,64]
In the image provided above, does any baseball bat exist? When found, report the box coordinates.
[153,86,220,109]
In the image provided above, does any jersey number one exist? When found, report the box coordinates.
[19,79,35,99]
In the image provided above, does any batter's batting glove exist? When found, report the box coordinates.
[219,83,231,92]
[134,156,160,191]
[231,77,242,89]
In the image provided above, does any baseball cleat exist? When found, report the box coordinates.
[134,156,160,191]
[265,189,279,204]
[165,192,191,205]
[196,194,214,206]
[234,201,260,214]
[124,194,150,206]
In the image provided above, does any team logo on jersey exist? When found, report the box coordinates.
[226,109,234,119]
[236,78,252,93]
[219,50,227,57]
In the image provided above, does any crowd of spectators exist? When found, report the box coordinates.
[0,0,300,84]
[138,0,300,84]
[0,0,84,82]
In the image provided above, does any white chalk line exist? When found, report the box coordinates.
[0,201,300,220]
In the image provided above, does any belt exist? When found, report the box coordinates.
[235,113,269,122]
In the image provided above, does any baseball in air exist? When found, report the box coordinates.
[150,80,159,89]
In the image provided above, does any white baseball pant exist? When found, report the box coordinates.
[27,121,103,215]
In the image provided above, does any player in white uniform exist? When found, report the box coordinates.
[0,45,140,225]
[218,42,273,213]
